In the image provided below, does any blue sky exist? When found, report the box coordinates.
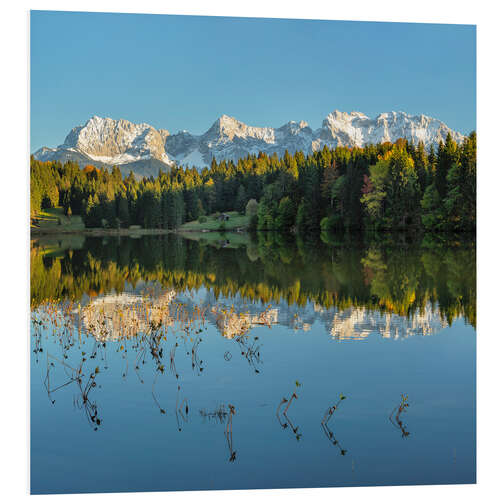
[30,11,476,152]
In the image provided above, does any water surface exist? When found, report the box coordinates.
[30,233,476,494]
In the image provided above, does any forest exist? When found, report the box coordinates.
[30,132,476,233]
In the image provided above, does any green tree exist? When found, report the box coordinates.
[436,133,458,200]
[360,159,389,227]
[117,193,130,228]
[235,185,247,214]
[421,183,442,231]
[245,198,259,217]
[275,196,295,232]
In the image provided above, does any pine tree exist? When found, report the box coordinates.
[421,183,442,231]
[235,185,247,214]
[117,193,130,228]
[436,133,458,200]
[275,196,296,232]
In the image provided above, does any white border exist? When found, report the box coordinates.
[1,2,498,500]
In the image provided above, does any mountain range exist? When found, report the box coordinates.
[33,111,465,176]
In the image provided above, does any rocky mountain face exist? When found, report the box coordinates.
[33,111,465,176]
[34,116,174,177]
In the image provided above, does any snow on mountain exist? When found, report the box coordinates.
[314,110,463,149]
[33,111,465,175]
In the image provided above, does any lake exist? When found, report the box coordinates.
[30,232,476,494]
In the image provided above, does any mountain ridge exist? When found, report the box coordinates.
[33,111,466,176]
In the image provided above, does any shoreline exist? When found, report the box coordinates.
[30,226,475,237]
[30,227,249,237]
[31,227,173,236]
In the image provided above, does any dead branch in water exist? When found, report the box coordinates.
[321,393,347,455]
[276,381,302,440]
[224,404,237,462]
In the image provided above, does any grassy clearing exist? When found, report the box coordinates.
[179,211,250,231]
[31,207,85,232]
[30,208,250,237]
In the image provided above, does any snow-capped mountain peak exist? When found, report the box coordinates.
[204,115,275,144]
[319,110,463,148]
[33,110,466,175]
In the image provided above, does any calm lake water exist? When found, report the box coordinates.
[30,232,476,494]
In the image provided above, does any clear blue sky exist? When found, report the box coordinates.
[30,11,476,152]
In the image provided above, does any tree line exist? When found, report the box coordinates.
[30,131,476,233]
